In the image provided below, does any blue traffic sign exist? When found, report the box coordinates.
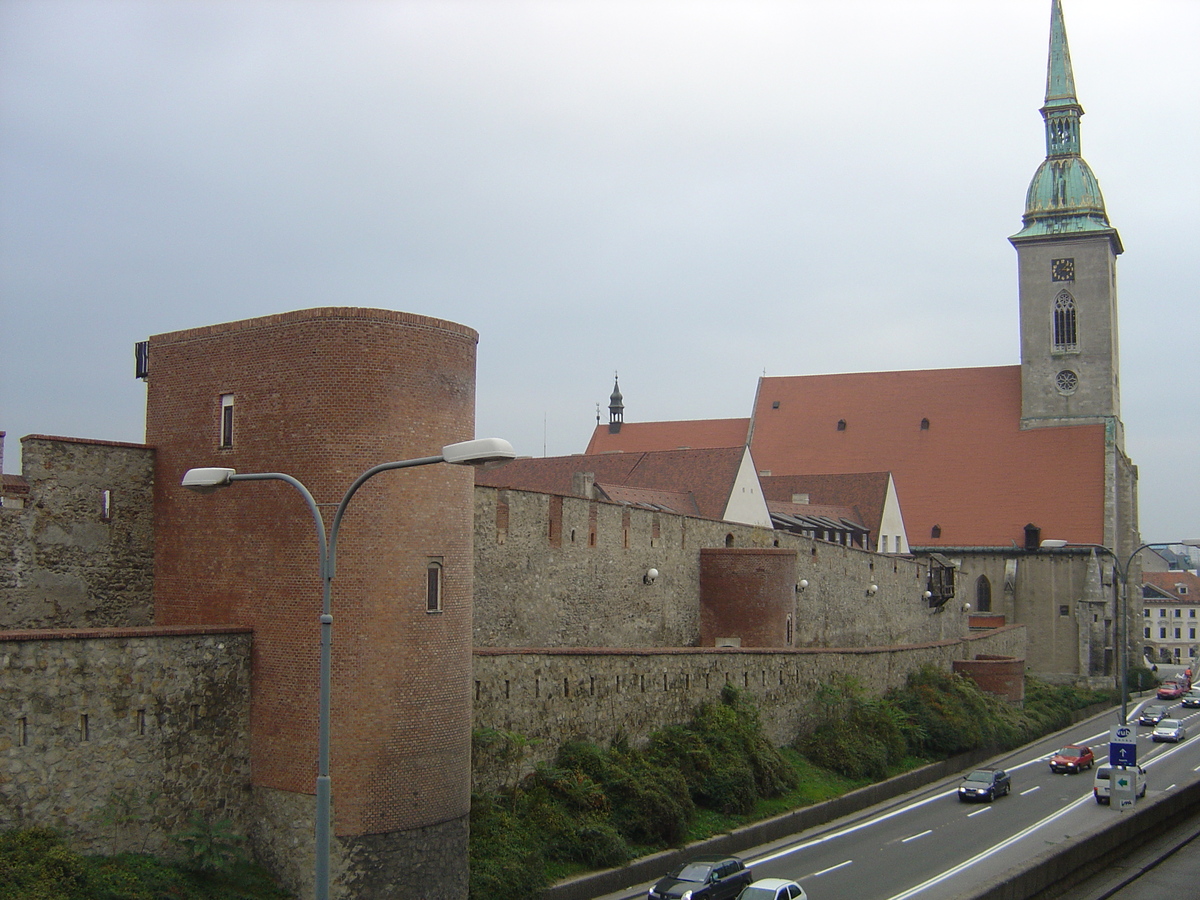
[1109,724,1137,766]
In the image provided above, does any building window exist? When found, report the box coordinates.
[931,525,941,539]
[1053,290,1077,351]
[894,535,901,553]
[1191,628,1196,640]
[975,576,992,613]
[1055,369,1078,394]
[219,394,234,448]
[1160,609,1167,617]
[99,489,112,522]
[1175,609,1182,617]
[1145,627,1151,638]
[1059,605,1070,617]
[1144,609,1151,617]
[426,560,443,612]
[1175,628,1182,639]
[1161,628,1167,639]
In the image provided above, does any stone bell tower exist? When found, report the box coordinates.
[1010,0,1123,445]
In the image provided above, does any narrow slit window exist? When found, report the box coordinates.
[426,560,443,612]
[219,394,234,448]
[100,489,112,522]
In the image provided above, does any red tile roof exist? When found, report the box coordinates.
[759,472,891,541]
[585,418,750,454]
[595,484,700,516]
[1143,571,1200,603]
[748,366,1107,549]
[476,447,748,521]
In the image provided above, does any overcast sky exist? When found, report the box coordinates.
[2,0,1197,542]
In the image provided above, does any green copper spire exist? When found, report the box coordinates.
[1011,0,1120,247]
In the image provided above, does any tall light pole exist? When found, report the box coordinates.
[1040,539,1200,725]
[182,437,515,900]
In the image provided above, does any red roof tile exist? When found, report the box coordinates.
[1143,571,1200,603]
[477,447,748,521]
[748,366,1107,549]
[759,472,891,541]
[585,418,750,454]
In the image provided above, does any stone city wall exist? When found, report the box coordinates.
[0,436,155,630]
[474,486,964,651]
[0,627,252,856]
[472,625,1025,790]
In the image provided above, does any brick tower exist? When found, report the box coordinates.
[145,308,479,899]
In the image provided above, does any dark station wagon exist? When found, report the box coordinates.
[957,768,1012,802]
[648,856,754,900]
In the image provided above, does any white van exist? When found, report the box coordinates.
[1093,764,1146,804]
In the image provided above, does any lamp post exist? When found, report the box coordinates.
[1040,538,1200,726]
[182,437,515,900]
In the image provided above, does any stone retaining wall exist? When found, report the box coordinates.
[472,625,1025,789]
[0,627,252,856]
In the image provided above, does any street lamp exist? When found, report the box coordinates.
[182,437,515,900]
[1039,538,1200,727]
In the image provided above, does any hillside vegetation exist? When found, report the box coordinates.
[469,667,1115,898]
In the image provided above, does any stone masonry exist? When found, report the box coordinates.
[0,627,252,855]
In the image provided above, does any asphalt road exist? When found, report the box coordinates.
[604,690,1200,900]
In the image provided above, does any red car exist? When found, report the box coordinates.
[1157,681,1185,700]
[1049,744,1095,773]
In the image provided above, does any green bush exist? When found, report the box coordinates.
[0,827,290,900]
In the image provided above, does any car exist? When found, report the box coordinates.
[737,879,808,900]
[1048,744,1094,773]
[1157,681,1185,700]
[957,768,1011,802]
[1139,704,1170,725]
[648,856,754,900]
[1093,764,1146,804]
[1152,719,1187,743]
[1181,691,1200,709]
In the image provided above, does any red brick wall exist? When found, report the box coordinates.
[699,548,797,648]
[953,655,1026,703]
[145,307,478,838]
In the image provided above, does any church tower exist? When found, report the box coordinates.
[1011,0,1123,444]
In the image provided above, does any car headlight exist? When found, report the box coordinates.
[681,892,693,900]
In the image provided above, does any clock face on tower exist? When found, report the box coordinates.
[1051,257,1075,282]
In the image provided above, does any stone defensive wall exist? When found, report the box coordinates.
[471,625,1025,790]
[0,626,252,855]
[474,486,966,651]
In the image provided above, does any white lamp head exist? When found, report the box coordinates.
[181,467,237,494]
[441,437,516,467]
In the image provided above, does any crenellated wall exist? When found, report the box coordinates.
[474,486,967,652]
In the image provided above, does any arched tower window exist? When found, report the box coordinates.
[975,575,992,613]
[1053,291,1077,352]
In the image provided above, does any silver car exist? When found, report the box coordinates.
[1152,719,1187,742]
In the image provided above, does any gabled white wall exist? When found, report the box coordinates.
[722,447,773,527]
[876,473,910,554]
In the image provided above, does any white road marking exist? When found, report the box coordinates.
[807,860,852,878]
[1020,786,1040,796]
[902,830,932,843]
[883,795,1093,900]
[967,807,991,817]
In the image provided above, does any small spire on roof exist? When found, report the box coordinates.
[609,374,624,433]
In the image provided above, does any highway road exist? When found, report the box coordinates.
[608,692,1200,900]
